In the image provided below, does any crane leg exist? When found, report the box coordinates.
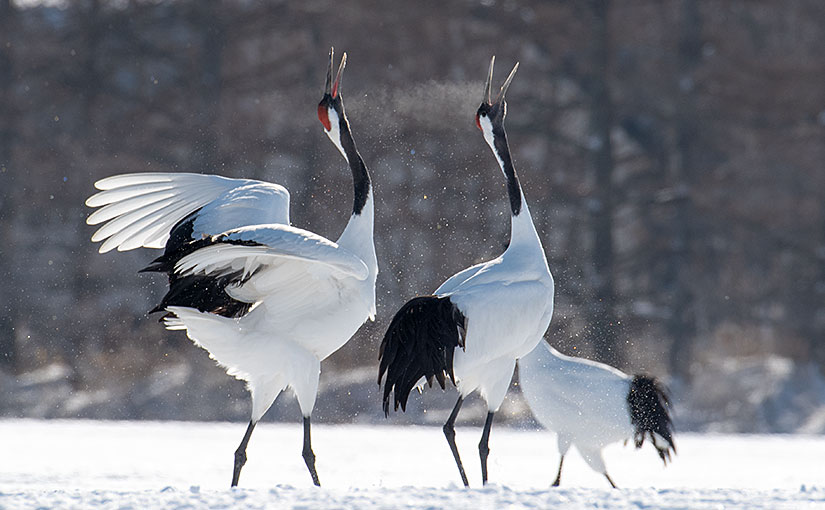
[552,455,565,486]
[443,396,469,487]
[232,420,256,487]
[478,411,495,485]
[604,472,617,489]
[302,416,321,486]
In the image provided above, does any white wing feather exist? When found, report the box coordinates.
[434,260,491,295]
[86,172,290,253]
[451,278,553,364]
[175,224,370,282]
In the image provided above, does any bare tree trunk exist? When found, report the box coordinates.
[810,9,825,373]
[192,0,224,173]
[0,0,17,370]
[81,0,102,128]
[72,0,102,297]
[0,0,13,191]
[666,0,701,380]
[815,221,825,369]
[586,0,622,367]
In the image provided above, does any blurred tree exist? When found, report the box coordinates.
[79,0,102,128]
[816,222,825,367]
[191,0,224,173]
[0,0,17,370]
[664,0,701,381]
[584,0,622,367]
[3,0,825,426]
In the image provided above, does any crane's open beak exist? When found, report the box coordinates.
[325,48,347,99]
[496,62,518,103]
[483,56,519,105]
[483,56,495,105]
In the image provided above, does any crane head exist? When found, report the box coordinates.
[318,47,347,130]
[475,56,518,135]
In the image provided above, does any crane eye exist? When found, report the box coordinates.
[318,105,331,131]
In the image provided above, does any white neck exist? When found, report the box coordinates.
[337,190,377,319]
[325,109,347,159]
[479,116,503,177]
[508,195,545,255]
[480,116,546,257]
[337,189,376,267]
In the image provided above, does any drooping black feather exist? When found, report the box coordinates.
[627,375,676,464]
[378,295,466,416]
[141,212,256,319]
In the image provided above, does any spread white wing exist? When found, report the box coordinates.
[86,172,290,253]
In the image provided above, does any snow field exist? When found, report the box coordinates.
[1,419,824,509]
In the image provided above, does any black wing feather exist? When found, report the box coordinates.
[378,295,466,416]
[140,209,203,274]
[141,213,259,319]
[148,272,253,318]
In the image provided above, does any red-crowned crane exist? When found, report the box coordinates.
[519,340,675,488]
[378,57,555,487]
[86,48,377,487]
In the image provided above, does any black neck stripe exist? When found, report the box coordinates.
[492,126,522,216]
[338,114,370,215]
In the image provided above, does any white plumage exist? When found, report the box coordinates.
[86,172,290,253]
[85,48,375,487]
[441,214,554,409]
[379,57,554,487]
[519,340,676,488]
[174,225,371,284]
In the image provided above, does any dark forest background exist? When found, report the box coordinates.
[1,0,824,432]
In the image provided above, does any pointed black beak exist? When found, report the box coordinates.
[325,47,347,99]
[325,48,334,96]
[496,62,518,103]
[483,56,495,105]
[483,56,519,105]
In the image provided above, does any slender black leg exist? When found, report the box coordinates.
[478,411,495,485]
[302,416,321,486]
[551,455,565,487]
[604,472,617,489]
[443,396,469,487]
[232,420,256,487]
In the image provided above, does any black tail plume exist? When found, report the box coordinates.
[377,296,466,416]
[627,375,676,464]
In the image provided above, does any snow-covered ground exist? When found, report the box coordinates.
[1,419,823,509]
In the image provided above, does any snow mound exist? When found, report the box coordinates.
[680,355,825,433]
